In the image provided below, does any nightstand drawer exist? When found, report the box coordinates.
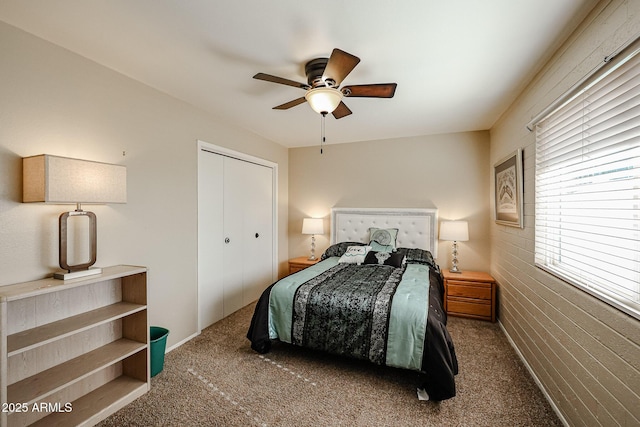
[289,264,307,274]
[447,299,492,318]
[447,282,491,300]
[288,256,320,275]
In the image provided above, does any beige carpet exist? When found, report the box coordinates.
[99,303,561,426]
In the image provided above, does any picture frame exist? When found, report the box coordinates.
[494,148,524,228]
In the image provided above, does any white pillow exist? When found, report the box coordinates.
[338,245,372,265]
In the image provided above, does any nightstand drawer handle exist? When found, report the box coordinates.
[255,233,259,238]
[225,237,230,244]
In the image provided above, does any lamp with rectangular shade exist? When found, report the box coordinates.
[439,220,469,273]
[23,154,127,280]
[302,218,324,261]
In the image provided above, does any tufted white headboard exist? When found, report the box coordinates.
[330,207,438,257]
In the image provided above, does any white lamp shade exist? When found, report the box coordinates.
[302,218,324,235]
[440,221,469,241]
[305,87,343,114]
[23,154,127,204]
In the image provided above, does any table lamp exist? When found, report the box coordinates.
[440,221,469,273]
[23,154,127,280]
[302,218,324,260]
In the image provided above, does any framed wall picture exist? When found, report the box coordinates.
[494,148,524,228]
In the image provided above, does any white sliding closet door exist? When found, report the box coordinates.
[242,161,274,305]
[198,142,276,330]
[222,157,246,316]
[198,152,224,329]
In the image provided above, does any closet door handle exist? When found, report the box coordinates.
[255,233,259,238]
[225,237,230,244]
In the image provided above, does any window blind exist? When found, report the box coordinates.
[534,40,640,320]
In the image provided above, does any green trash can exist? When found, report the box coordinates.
[150,326,169,377]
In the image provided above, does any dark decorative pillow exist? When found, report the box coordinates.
[396,247,438,270]
[321,241,366,260]
[363,251,405,268]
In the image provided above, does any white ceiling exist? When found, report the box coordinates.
[0,0,597,148]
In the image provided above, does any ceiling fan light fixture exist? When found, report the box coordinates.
[305,87,343,114]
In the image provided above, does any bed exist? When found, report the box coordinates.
[247,208,458,401]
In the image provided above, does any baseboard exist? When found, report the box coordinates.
[166,331,200,354]
[498,321,569,427]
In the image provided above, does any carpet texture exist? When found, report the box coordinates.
[99,303,561,426]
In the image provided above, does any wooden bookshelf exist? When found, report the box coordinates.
[0,265,149,427]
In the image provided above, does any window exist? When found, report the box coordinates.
[533,39,640,319]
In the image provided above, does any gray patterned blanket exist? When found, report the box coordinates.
[292,262,404,364]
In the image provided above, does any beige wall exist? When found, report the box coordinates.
[490,1,639,425]
[0,21,289,349]
[288,131,491,271]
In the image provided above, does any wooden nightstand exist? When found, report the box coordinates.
[288,256,320,274]
[442,270,496,322]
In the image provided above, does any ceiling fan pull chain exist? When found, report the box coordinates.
[321,112,327,154]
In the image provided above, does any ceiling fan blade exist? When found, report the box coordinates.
[332,102,352,119]
[273,97,307,110]
[342,83,397,98]
[253,73,309,90]
[322,49,360,86]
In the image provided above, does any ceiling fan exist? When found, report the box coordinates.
[253,48,397,119]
